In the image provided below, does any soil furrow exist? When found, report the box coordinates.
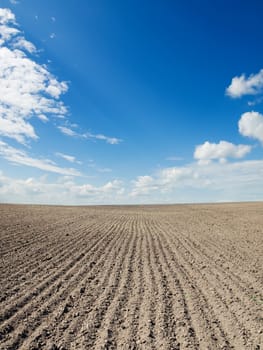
[164,216,262,294]
[154,218,257,348]
[147,217,200,350]
[0,217,124,348]
[78,219,138,349]
[103,216,143,349]
[91,218,142,349]
[0,220,103,302]
[161,219,263,341]
[18,216,129,350]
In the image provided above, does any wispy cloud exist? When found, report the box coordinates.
[85,131,121,145]
[247,96,263,106]
[0,141,81,176]
[12,37,36,53]
[55,152,82,164]
[57,126,77,137]
[57,125,122,145]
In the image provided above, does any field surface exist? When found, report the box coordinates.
[0,203,262,349]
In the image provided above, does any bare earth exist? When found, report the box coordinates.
[0,203,262,350]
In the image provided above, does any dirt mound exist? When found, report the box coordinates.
[0,203,262,349]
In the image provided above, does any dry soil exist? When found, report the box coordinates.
[0,203,262,349]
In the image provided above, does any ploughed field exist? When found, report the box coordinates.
[0,203,262,350]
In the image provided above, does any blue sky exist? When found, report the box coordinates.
[0,0,263,204]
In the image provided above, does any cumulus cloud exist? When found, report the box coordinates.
[1,158,262,204]
[0,141,81,176]
[0,105,38,143]
[238,111,263,143]
[226,69,263,98]
[0,8,15,24]
[0,6,122,152]
[0,7,68,144]
[194,141,251,164]
[129,160,263,202]
[130,175,157,197]
[0,8,18,44]
[0,173,125,204]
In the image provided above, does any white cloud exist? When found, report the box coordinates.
[1,158,262,204]
[101,180,124,193]
[57,125,122,144]
[57,126,77,137]
[0,8,68,143]
[0,173,125,204]
[0,8,15,24]
[38,114,48,122]
[50,33,56,39]
[46,79,68,98]
[226,69,263,98]
[12,37,36,53]
[194,140,251,164]
[0,25,19,44]
[56,152,82,164]
[238,111,263,143]
[159,167,195,185]
[84,132,122,145]
[0,141,81,176]
[0,8,122,150]
[247,96,263,106]
[129,160,263,203]
[9,0,19,5]
[0,106,37,143]
[130,175,158,197]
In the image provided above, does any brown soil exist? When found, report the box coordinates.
[0,203,262,349]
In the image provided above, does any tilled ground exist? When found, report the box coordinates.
[0,203,262,349]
